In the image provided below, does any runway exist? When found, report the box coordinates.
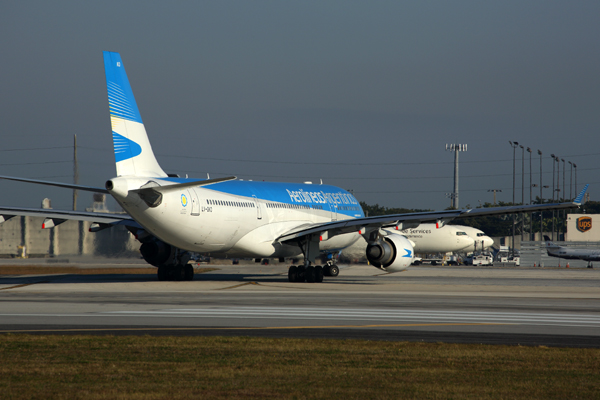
[1,262,599,347]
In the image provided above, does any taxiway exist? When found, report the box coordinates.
[0,263,599,347]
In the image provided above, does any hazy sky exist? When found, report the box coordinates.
[1,1,599,212]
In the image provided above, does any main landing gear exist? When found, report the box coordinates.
[287,234,341,283]
[288,265,324,282]
[287,260,339,283]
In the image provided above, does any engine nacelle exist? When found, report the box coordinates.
[365,233,414,272]
[140,240,176,267]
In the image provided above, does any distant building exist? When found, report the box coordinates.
[566,214,600,242]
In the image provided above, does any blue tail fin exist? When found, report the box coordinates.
[103,51,166,178]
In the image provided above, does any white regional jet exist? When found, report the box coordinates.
[395,224,474,253]
[0,52,589,283]
[544,236,600,267]
[450,226,494,252]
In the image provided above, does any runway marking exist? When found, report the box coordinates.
[0,322,504,334]
[2,307,600,328]
[0,280,49,291]
[101,308,600,325]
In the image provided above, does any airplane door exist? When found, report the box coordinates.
[189,188,200,216]
[252,195,262,219]
[329,202,338,221]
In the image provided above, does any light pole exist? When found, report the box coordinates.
[574,164,577,194]
[568,161,573,200]
[562,159,565,201]
[527,147,532,240]
[556,157,561,240]
[551,154,556,241]
[562,158,566,240]
[538,150,543,241]
[520,145,525,242]
[488,189,502,205]
[445,144,467,209]
[509,141,519,255]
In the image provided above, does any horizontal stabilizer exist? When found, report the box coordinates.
[0,175,108,193]
[0,206,139,228]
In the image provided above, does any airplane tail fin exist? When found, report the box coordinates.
[103,51,166,178]
[574,184,589,205]
[544,235,559,248]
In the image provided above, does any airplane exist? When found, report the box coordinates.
[394,224,475,253]
[544,235,600,267]
[0,51,589,283]
[450,225,494,252]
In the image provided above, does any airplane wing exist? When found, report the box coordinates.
[278,185,589,243]
[0,206,139,230]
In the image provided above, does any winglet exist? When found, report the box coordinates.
[574,184,589,205]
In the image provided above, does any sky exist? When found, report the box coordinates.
[1,1,599,212]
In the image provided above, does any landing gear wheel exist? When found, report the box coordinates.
[172,265,185,281]
[326,264,339,277]
[305,266,316,283]
[184,264,194,281]
[296,266,306,282]
[288,265,298,282]
[314,265,324,283]
[157,266,167,281]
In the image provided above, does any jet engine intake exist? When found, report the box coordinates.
[365,233,414,272]
[140,240,176,267]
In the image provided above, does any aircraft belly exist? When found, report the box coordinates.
[232,220,311,258]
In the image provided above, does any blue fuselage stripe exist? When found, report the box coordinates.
[165,178,364,218]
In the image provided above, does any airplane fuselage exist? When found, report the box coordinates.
[547,247,600,262]
[108,177,364,258]
[396,224,474,253]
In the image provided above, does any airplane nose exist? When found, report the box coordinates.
[484,236,494,248]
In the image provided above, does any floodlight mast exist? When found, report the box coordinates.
[509,141,519,256]
[538,149,543,242]
[445,144,467,209]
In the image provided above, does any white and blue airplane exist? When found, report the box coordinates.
[0,52,589,283]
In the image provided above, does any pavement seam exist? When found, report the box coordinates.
[0,280,50,291]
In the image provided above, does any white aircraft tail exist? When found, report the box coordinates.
[103,51,167,178]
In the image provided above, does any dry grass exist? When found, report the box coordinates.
[0,335,598,399]
[0,266,216,275]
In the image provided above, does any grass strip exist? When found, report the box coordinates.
[0,334,598,399]
[0,266,216,275]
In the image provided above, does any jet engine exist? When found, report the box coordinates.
[140,239,176,267]
[365,233,414,272]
